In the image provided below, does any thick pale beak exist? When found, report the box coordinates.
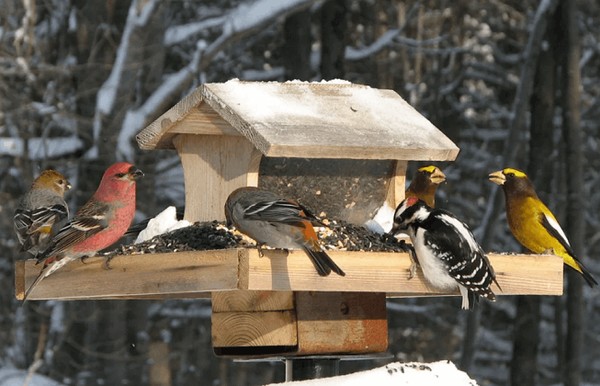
[429,168,446,185]
[488,170,506,185]
[66,181,72,190]
[128,166,144,180]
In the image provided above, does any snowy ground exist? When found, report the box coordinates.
[264,360,477,386]
[0,368,63,386]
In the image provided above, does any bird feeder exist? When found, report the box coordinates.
[16,80,563,360]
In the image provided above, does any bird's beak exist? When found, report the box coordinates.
[66,181,72,190]
[128,166,144,180]
[488,170,506,185]
[429,168,446,185]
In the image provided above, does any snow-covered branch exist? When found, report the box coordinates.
[199,0,319,69]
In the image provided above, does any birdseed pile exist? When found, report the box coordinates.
[105,220,410,257]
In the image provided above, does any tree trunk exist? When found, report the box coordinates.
[510,7,558,385]
[283,10,312,80]
[559,0,584,384]
[320,0,347,79]
[510,296,541,386]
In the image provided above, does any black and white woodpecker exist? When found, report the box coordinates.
[389,197,500,310]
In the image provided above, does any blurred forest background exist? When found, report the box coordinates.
[1,0,600,385]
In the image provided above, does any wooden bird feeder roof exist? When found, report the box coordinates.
[136,79,459,160]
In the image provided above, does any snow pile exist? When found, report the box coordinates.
[134,206,191,244]
[0,367,63,386]
[264,361,478,386]
[364,202,396,234]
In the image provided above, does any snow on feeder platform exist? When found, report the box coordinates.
[15,80,563,358]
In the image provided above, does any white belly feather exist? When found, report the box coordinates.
[412,228,458,291]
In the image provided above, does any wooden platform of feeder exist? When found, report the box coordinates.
[15,249,563,301]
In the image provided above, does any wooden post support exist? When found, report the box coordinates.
[211,291,298,356]
[385,160,408,210]
[211,290,387,357]
[173,134,261,222]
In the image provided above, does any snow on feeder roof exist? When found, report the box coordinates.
[136,79,459,160]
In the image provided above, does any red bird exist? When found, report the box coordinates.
[225,187,345,277]
[24,162,144,299]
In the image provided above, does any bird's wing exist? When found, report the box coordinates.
[540,212,577,257]
[243,199,318,227]
[17,204,68,234]
[36,201,110,262]
[422,212,498,290]
[422,213,481,269]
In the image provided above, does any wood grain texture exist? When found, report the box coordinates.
[136,89,204,149]
[211,291,294,312]
[385,160,407,209]
[295,292,388,354]
[212,311,297,347]
[136,81,459,160]
[170,103,240,136]
[243,249,563,296]
[15,249,563,300]
[173,134,261,222]
[15,250,240,301]
[201,81,460,160]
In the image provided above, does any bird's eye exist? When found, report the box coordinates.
[115,173,126,178]
[57,179,64,185]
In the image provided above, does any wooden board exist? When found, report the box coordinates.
[15,249,563,300]
[212,310,297,347]
[201,81,459,160]
[136,81,459,161]
[295,292,388,354]
[173,134,261,222]
[385,160,407,209]
[15,250,241,301]
[136,89,205,150]
[212,290,294,312]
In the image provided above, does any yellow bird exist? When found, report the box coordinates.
[489,167,597,287]
[405,165,446,208]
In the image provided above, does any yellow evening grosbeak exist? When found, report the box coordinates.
[405,165,446,208]
[489,167,597,287]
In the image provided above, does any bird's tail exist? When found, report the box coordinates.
[23,257,66,300]
[570,259,598,287]
[24,267,47,301]
[302,247,345,277]
[463,287,496,310]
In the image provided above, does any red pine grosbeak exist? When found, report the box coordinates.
[225,187,345,277]
[24,162,144,299]
[14,169,71,256]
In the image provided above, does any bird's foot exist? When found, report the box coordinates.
[407,246,419,279]
[102,251,120,270]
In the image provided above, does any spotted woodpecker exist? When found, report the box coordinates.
[390,197,500,310]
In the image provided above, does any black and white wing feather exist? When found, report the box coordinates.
[421,210,498,305]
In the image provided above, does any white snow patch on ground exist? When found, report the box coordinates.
[134,206,191,244]
[264,360,478,386]
[0,368,64,386]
